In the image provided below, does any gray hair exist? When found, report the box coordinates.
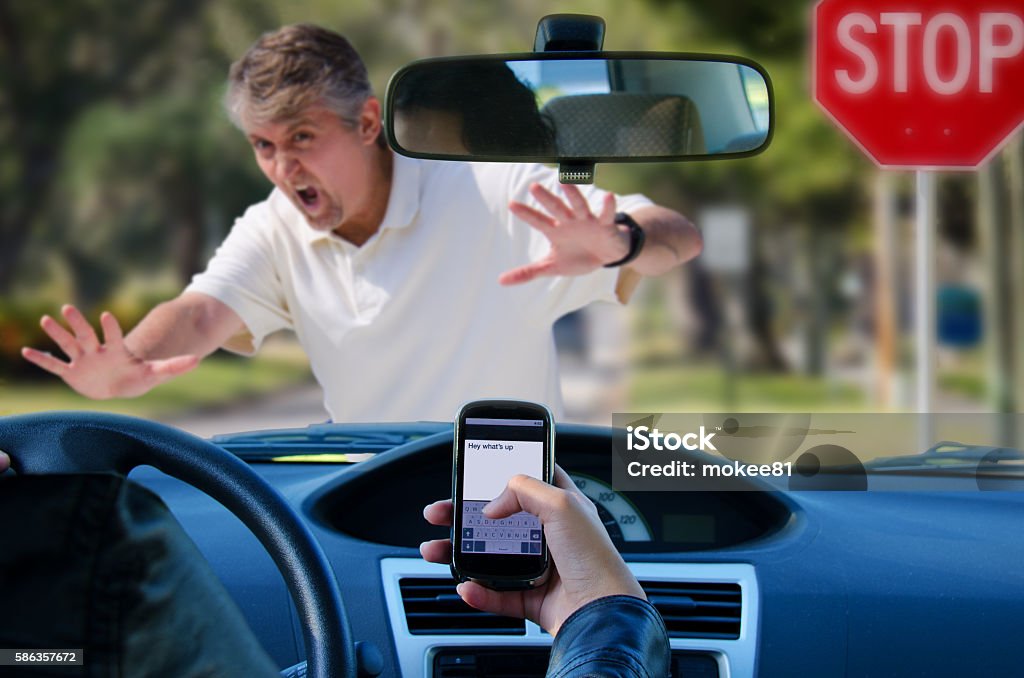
[225,24,373,129]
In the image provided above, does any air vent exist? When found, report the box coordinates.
[399,578,526,635]
[641,580,742,640]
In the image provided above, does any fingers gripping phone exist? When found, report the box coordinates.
[451,399,554,590]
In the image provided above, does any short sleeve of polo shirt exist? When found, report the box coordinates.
[505,164,653,322]
[184,198,292,355]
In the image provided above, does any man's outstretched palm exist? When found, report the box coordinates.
[500,183,630,285]
[21,305,198,399]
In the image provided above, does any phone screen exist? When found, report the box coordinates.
[460,416,545,556]
[452,400,552,587]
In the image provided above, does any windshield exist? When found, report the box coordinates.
[3,2,1019,491]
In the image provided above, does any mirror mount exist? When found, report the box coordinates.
[533,14,605,52]
[534,15,604,183]
[557,164,595,184]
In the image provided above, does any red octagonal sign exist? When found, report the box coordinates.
[815,0,1024,168]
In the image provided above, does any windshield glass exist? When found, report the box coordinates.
[3,3,1018,491]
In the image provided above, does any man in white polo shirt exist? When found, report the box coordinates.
[22,24,701,423]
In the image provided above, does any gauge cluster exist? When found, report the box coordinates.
[570,473,654,543]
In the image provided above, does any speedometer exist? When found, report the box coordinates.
[569,473,653,543]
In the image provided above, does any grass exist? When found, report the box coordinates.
[626,297,868,413]
[625,335,990,415]
[0,342,313,419]
[627,360,867,413]
[938,372,986,401]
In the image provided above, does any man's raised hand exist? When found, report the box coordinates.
[500,183,630,285]
[21,305,199,399]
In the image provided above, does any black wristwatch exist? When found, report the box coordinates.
[603,212,646,268]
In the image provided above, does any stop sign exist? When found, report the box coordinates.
[815,0,1024,168]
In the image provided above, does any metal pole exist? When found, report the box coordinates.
[915,171,937,413]
[915,171,936,455]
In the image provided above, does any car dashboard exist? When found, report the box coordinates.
[128,423,1024,677]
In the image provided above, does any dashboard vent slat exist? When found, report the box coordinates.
[641,580,742,640]
[399,577,526,635]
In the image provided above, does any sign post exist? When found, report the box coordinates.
[915,170,936,414]
[814,0,1024,416]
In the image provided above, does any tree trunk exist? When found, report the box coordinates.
[172,178,207,287]
[978,150,1012,413]
[0,140,63,293]
[1006,138,1024,412]
[745,228,788,371]
[803,226,829,376]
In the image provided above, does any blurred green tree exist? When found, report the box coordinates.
[0,0,214,293]
[0,0,276,306]
[45,90,268,308]
[617,0,870,374]
[667,0,810,57]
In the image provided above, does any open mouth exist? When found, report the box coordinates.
[295,185,320,210]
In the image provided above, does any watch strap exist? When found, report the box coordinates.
[603,212,646,268]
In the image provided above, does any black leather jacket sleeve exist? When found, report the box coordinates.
[546,595,670,678]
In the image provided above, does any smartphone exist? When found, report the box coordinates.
[451,399,554,590]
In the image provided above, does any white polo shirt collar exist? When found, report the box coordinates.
[302,151,421,247]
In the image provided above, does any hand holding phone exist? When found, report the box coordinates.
[450,399,554,590]
[423,465,646,636]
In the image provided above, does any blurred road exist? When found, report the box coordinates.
[163,383,328,438]
[164,359,622,438]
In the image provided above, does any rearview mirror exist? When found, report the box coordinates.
[386,53,772,164]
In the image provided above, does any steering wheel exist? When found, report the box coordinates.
[0,411,355,678]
